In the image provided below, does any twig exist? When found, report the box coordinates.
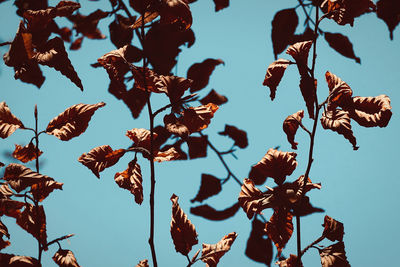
[300,234,325,256]
[47,234,75,247]
[152,94,198,118]
[0,41,11,47]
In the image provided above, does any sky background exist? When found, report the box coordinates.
[1,0,399,266]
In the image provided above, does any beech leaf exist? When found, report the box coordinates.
[191,174,222,203]
[271,9,298,59]
[282,110,304,150]
[187,135,208,159]
[321,0,376,26]
[121,85,149,119]
[213,0,229,12]
[164,113,190,138]
[160,0,192,30]
[245,218,273,265]
[154,147,181,162]
[262,59,290,100]
[265,208,293,257]
[319,242,350,267]
[109,14,134,48]
[191,202,239,221]
[325,71,353,110]
[16,204,47,249]
[0,220,11,250]
[135,259,149,267]
[0,102,24,139]
[324,32,360,63]
[377,0,400,40]
[187,59,225,93]
[219,124,248,149]
[348,95,392,128]
[299,73,316,119]
[0,199,24,218]
[323,215,344,242]
[68,9,108,39]
[0,253,41,267]
[0,184,13,200]
[52,249,80,267]
[201,232,237,267]
[31,180,64,202]
[114,160,143,205]
[200,89,228,106]
[126,128,157,151]
[12,143,43,163]
[181,103,219,133]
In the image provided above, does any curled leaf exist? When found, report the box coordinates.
[200,89,228,106]
[69,9,108,39]
[286,40,313,68]
[262,59,290,100]
[158,75,193,106]
[219,124,248,149]
[12,143,43,163]
[201,232,237,267]
[324,32,360,63]
[182,103,219,133]
[114,160,143,205]
[0,220,11,250]
[0,184,12,199]
[323,215,344,242]
[282,110,304,149]
[164,113,190,138]
[135,259,149,267]
[187,59,224,93]
[126,128,157,151]
[16,204,47,248]
[191,174,221,203]
[0,102,24,139]
[271,9,298,59]
[265,208,293,257]
[190,202,239,221]
[319,242,350,267]
[160,0,192,30]
[245,218,273,265]
[170,194,198,255]
[348,95,392,127]
[52,249,80,267]
[377,0,400,40]
[321,0,376,26]
[187,135,208,159]
[325,71,353,110]
[31,180,63,202]
[0,253,41,267]
[276,254,302,267]
[154,147,181,162]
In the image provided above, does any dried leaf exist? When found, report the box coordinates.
[160,0,192,30]
[348,95,392,128]
[3,22,34,68]
[190,202,240,221]
[187,135,208,159]
[170,194,198,255]
[14,0,48,17]
[271,9,298,59]
[265,208,293,257]
[283,110,304,149]
[319,242,350,267]
[321,0,376,26]
[164,113,190,138]
[0,102,25,139]
[121,85,149,119]
[0,185,12,200]
[46,102,105,141]
[97,45,132,84]
[0,199,24,218]
[154,147,181,162]
[377,0,400,40]
[0,162,4,168]
[181,103,219,134]
[324,32,360,63]
[52,249,80,267]
[13,61,45,88]
[0,220,10,250]
[219,124,248,149]
[68,9,108,39]
[160,141,188,161]
[262,59,291,100]
[213,0,229,12]
[286,40,313,73]
[0,253,41,267]
[135,259,149,267]
[200,89,228,106]
[78,145,125,178]
[187,59,224,93]
[323,215,344,242]
[325,71,353,110]
[131,11,159,30]
[276,254,302,267]
[279,175,322,205]
[114,160,143,205]
[69,37,83,50]
[245,218,273,265]
[292,196,324,217]
[299,74,316,119]
[320,110,358,150]
[131,66,168,93]
[158,75,193,106]
[12,143,43,163]
[16,204,47,248]
[109,14,134,48]
[191,174,222,203]
[201,232,237,267]
[31,180,63,202]
[126,128,157,151]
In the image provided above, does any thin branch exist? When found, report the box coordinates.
[152,94,198,118]
[47,234,75,247]
[300,234,325,256]
[0,41,12,47]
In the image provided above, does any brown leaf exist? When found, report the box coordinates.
[12,143,43,163]
[276,254,302,267]
[0,253,41,267]
[126,128,157,151]
[131,11,159,30]
[0,185,12,199]
[0,199,24,218]
[245,218,273,265]
[159,141,188,160]
[121,85,149,119]
[97,45,132,85]
[160,0,192,30]
[3,22,34,68]
[201,232,237,267]
[3,163,54,193]
[170,194,198,255]
[153,125,172,150]
[52,249,80,267]
[191,174,222,203]
[16,204,47,248]
[68,9,108,39]
[219,124,248,149]
[14,0,48,17]
[320,110,358,150]
[321,0,376,26]
[283,110,304,150]
[187,59,224,93]
[158,75,193,108]
[109,14,134,48]
[271,9,298,59]
[78,145,126,178]
[190,202,240,221]
[131,66,168,93]
[262,59,291,100]
[69,37,83,50]
[323,215,344,242]
[135,259,149,267]
[0,220,11,250]
[164,113,190,138]
[319,242,350,267]
[114,160,143,205]
[0,102,24,139]
[299,74,316,119]
[0,162,4,168]
[58,27,72,42]
[181,103,219,134]
[292,196,325,217]
[13,61,45,88]
[377,0,400,40]
[249,148,298,185]
[286,40,313,77]
[154,147,181,162]
[33,37,83,90]
[187,135,208,159]
[213,0,229,12]
[31,180,63,202]
[265,208,293,257]
[348,95,392,128]
[46,102,105,141]
[325,71,353,110]
[324,32,360,63]
[200,89,228,106]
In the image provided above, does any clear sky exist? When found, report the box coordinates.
[1,0,399,266]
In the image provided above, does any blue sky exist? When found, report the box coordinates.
[1,0,399,266]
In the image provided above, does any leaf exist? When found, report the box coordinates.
[14,0,48,17]
[213,0,229,12]
[265,208,293,257]
[159,141,188,160]
[200,89,228,106]
[321,0,376,26]
[249,148,298,185]
[276,254,302,267]
[30,180,63,202]
[68,9,108,39]
[0,253,41,267]
[170,194,198,255]
[0,162,4,168]
[323,215,344,242]
[52,249,80,267]
[153,125,172,150]
[299,73,316,119]
[245,218,273,265]
[154,147,181,162]
[46,102,106,141]
[187,59,224,93]
[181,103,219,134]
[135,259,149,267]
[164,113,190,138]
[271,9,298,59]
[13,61,45,88]
[160,0,192,30]
[191,174,222,203]
[219,124,248,149]
[97,45,133,84]
[0,102,25,139]
[325,71,353,110]
[190,202,240,221]
[319,242,350,267]
[201,232,237,267]
[131,11,159,30]
[158,75,193,107]
[131,66,168,93]
[292,196,324,217]
[78,145,126,178]
[0,199,25,218]
[16,204,47,248]
[12,143,43,163]
[348,95,392,128]
[320,110,358,150]
[377,0,400,40]
[3,163,54,193]
[109,14,134,48]
[114,160,143,205]
[286,40,313,73]
[69,37,83,50]
[0,220,11,250]
[324,32,360,63]
[187,135,208,159]
[262,59,291,100]
[283,110,304,150]
[121,85,149,119]
[126,128,157,151]
[3,22,34,68]
[0,185,14,199]
[278,176,322,205]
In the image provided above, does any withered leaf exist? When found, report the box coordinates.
[181,103,219,134]
[52,249,80,267]
[245,218,273,266]
[160,0,192,30]
[131,66,168,93]
[129,0,154,14]
[201,232,237,267]
[12,143,43,163]
[219,124,248,149]
[0,102,25,139]
[14,0,48,17]
[319,242,350,267]
[279,176,322,205]
[131,11,159,30]
[213,0,229,12]
[0,162,4,168]
[109,14,134,48]
[200,89,228,106]
[13,61,45,88]
[3,22,34,68]
[325,71,353,110]
[265,208,293,257]
[69,9,108,39]
[320,110,358,150]
[191,174,222,203]
[0,220,11,250]
[31,180,63,202]
[321,0,376,26]
[121,85,149,119]
[154,147,181,162]
[262,59,291,100]
[0,253,41,267]
[187,59,224,93]
[46,102,105,141]
[190,202,240,221]
[324,32,360,63]
[164,113,190,138]
[348,95,392,128]
[271,9,298,59]
[114,160,143,205]
[158,75,192,107]
[187,135,208,159]
[126,128,157,152]
[153,125,172,150]
[0,185,13,200]
[323,215,344,242]
[135,259,149,267]
[69,37,83,50]
[170,194,198,255]
[78,145,126,178]
[276,254,302,267]
[286,40,313,76]
[0,199,24,218]
[16,204,47,248]
[283,110,304,150]
[98,45,131,84]
[377,0,400,40]
[159,141,188,161]
[292,196,324,217]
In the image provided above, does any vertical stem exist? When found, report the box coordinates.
[34,104,43,263]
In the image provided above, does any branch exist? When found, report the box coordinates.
[300,234,325,256]
[47,234,75,247]
[152,94,198,118]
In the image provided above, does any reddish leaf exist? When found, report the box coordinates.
[14,0,48,17]
[16,204,47,248]
[323,215,344,242]
[292,196,324,217]
[213,0,229,12]
[319,242,350,267]
[320,110,358,150]
[68,9,108,39]
[153,125,172,150]
[164,113,190,138]
[187,135,208,159]
[30,181,63,202]
[126,128,157,152]
[324,32,360,63]
[69,37,83,50]
[0,220,11,250]
[377,0,400,40]
[154,147,181,162]
[321,0,376,26]
[13,61,45,88]
[348,95,392,128]
[3,22,34,68]
[277,175,321,205]
[245,218,273,266]
[58,27,72,42]
[325,71,353,110]
[46,102,105,141]
[131,11,159,30]
[170,194,198,255]
[12,143,43,163]
[190,202,240,221]
[276,254,302,267]
[181,103,219,134]
[109,14,134,48]
[265,208,293,257]
[121,85,149,119]
[191,174,222,203]
[130,66,169,93]
[0,199,24,218]
[78,145,126,178]
[219,124,248,149]
[283,110,304,150]
[262,59,291,100]
[299,74,316,119]
[0,102,24,139]
[52,249,80,267]
[201,232,237,266]
[160,0,192,30]
[114,160,143,205]
[187,59,224,93]
[0,184,13,199]
[135,259,149,267]
[158,75,193,107]
[286,40,313,75]
[271,9,298,59]
[200,89,228,106]
[160,141,188,160]
[0,253,41,267]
